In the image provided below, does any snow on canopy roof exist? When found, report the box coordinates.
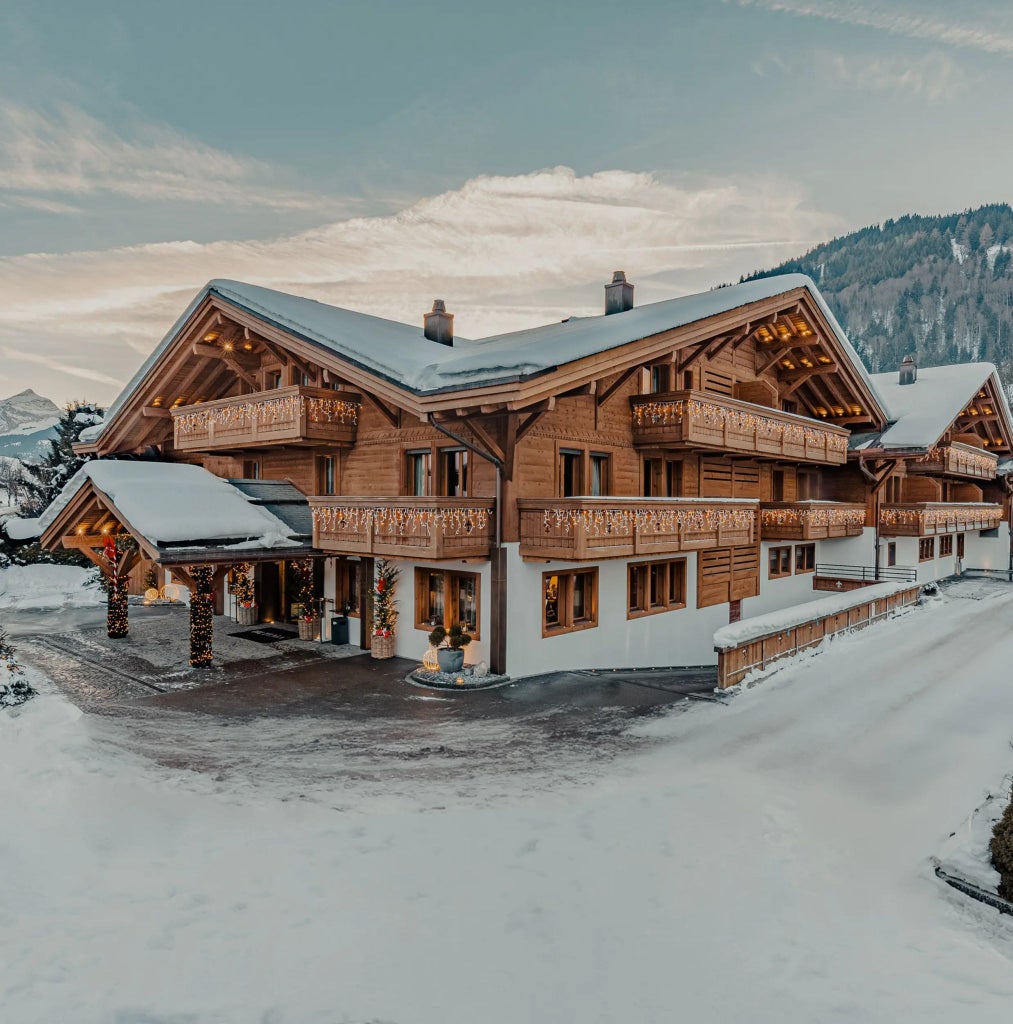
[870,362,1004,449]
[38,461,300,550]
[85,273,879,447]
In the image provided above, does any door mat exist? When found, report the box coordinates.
[229,625,299,644]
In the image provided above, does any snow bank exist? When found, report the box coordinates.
[0,564,102,610]
[714,580,918,649]
[3,515,41,540]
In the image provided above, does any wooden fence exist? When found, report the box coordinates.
[714,582,923,689]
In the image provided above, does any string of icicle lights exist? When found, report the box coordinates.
[313,505,491,536]
[760,506,866,529]
[175,394,359,435]
[541,505,756,536]
[632,399,849,453]
[925,446,997,475]
[880,505,1003,530]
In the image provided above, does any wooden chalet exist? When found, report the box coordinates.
[32,271,1013,677]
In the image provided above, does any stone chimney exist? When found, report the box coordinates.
[899,354,917,386]
[605,271,634,315]
[424,299,454,346]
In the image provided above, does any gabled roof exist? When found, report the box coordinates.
[81,272,884,449]
[868,362,1013,450]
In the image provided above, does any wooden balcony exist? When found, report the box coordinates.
[760,501,867,541]
[518,497,757,561]
[171,386,359,453]
[630,390,849,465]
[907,443,998,480]
[309,497,495,560]
[879,502,1004,537]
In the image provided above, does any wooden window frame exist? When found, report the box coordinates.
[589,451,611,497]
[768,545,792,579]
[939,534,954,557]
[414,568,481,639]
[404,448,432,497]
[627,559,687,619]
[263,366,284,390]
[887,542,897,567]
[794,543,815,574]
[918,537,936,562]
[316,454,337,496]
[558,448,584,497]
[438,447,469,498]
[242,459,261,480]
[542,568,598,637]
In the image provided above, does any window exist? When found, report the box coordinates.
[317,455,336,495]
[644,459,682,497]
[265,369,283,389]
[415,569,480,637]
[628,559,686,619]
[794,543,815,573]
[297,369,314,387]
[768,546,792,579]
[543,569,598,636]
[335,560,361,617]
[406,449,432,496]
[887,542,897,567]
[919,537,935,561]
[589,453,611,496]
[440,448,469,497]
[771,469,785,503]
[643,458,661,497]
[242,459,261,480]
[797,471,820,500]
[939,535,953,557]
[665,460,683,497]
[650,364,671,394]
[682,369,694,390]
[957,534,965,559]
[559,449,583,497]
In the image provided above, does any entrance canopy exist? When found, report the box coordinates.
[38,461,314,567]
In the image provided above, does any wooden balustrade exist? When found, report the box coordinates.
[309,496,495,560]
[518,497,757,561]
[630,390,849,465]
[879,502,1004,537]
[907,442,998,480]
[760,501,867,541]
[171,385,359,452]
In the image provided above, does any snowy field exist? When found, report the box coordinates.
[4,581,1013,1022]
[0,563,101,611]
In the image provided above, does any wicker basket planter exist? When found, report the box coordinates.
[236,604,258,627]
[298,617,319,641]
[371,633,395,659]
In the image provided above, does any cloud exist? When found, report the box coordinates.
[0,166,841,402]
[0,100,333,211]
[824,50,967,100]
[733,1,1013,56]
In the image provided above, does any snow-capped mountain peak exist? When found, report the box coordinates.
[0,389,61,436]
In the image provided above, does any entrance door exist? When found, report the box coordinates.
[257,562,281,623]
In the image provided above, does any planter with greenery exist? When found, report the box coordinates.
[428,623,473,673]
[371,559,399,659]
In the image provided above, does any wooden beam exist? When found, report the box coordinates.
[596,366,640,408]
[141,407,171,419]
[462,417,506,464]
[515,405,552,444]
[191,342,259,372]
[363,392,400,428]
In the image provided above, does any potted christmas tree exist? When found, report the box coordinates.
[428,623,472,674]
[230,563,257,626]
[371,559,399,659]
[291,559,319,640]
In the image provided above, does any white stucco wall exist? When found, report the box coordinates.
[748,541,818,616]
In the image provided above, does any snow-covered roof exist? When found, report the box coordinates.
[869,362,1008,449]
[83,273,881,449]
[2,516,41,541]
[39,461,301,552]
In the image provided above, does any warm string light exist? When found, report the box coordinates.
[228,562,255,607]
[103,534,133,639]
[290,558,317,621]
[761,506,866,529]
[632,399,849,453]
[313,505,491,536]
[924,446,998,475]
[175,394,358,436]
[541,505,756,536]
[188,564,215,667]
[880,505,1003,531]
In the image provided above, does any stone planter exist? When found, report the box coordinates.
[436,647,465,674]
[298,617,319,641]
[236,604,258,627]
[371,633,395,659]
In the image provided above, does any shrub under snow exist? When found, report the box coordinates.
[990,792,1013,902]
[0,626,34,708]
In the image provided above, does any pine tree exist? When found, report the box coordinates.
[21,401,103,517]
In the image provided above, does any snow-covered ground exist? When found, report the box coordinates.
[0,563,102,611]
[4,581,1013,1023]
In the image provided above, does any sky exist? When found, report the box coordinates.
[2,0,1013,406]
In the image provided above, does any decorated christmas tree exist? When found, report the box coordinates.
[372,559,399,637]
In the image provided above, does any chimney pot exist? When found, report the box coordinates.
[605,270,634,315]
[899,354,917,386]
[424,299,454,346]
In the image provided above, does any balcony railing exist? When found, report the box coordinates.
[518,497,757,561]
[760,501,867,541]
[907,443,998,480]
[171,386,359,453]
[879,502,1004,537]
[630,390,849,465]
[309,496,495,560]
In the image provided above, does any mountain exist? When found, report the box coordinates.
[740,203,1013,388]
[0,390,61,462]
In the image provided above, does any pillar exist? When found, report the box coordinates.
[189,564,215,667]
[107,573,129,639]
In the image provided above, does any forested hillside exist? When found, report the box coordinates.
[742,204,1013,389]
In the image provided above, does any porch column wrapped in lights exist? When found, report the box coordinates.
[632,398,849,454]
[104,534,130,640]
[543,504,756,536]
[311,505,491,536]
[188,564,215,667]
[760,506,867,530]
[174,394,358,437]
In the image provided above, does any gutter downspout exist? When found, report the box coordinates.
[858,455,881,581]
[427,414,507,675]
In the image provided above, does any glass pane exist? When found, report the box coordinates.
[668,563,682,604]
[650,563,664,607]
[781,549,791,573]
[442,449,468,497]
[426,571,445,626]
[629,566,642,611]
[572,573,589,620]
[408,452,430,496]
[544,575,561,627]
[455,575,477,631]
